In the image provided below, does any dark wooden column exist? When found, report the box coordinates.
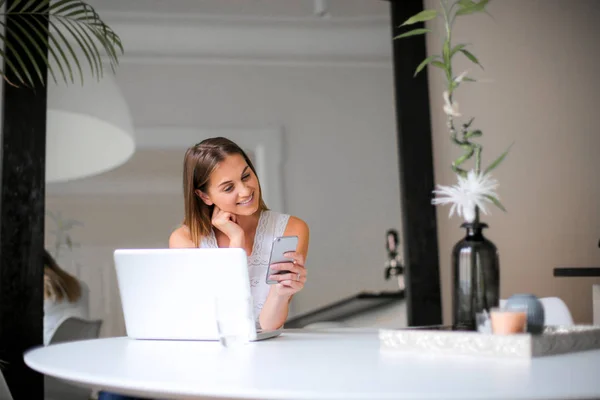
[0,0,48,398]
[389,0,442,326]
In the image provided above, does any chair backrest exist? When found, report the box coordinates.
[46,317,103,400]
[539,297,574,326]
[500,296,574,327]
[49,317,103,344]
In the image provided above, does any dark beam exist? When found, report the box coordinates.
[554,268,600,277]
[0,0,48,398]
[389,0,442,326]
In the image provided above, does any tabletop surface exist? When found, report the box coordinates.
[24,328,600,400]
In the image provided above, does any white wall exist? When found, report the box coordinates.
[424,0,600,323]
[46,61,404,336]
[118,62,405,314]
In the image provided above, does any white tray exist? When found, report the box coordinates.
[379,325,600,358]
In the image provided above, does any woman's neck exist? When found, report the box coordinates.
[236,210,261,236]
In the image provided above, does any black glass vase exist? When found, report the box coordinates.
[452,222,500,331]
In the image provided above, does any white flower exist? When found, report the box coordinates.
[432,170,499,223]
[443,91,461,117]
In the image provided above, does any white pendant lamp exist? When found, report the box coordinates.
[45,67,135,183]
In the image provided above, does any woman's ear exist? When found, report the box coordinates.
[196,189,213,206]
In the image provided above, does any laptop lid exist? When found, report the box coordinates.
[113,248,257,341]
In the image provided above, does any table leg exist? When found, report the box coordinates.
[593,284,600,325]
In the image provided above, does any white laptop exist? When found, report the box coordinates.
[113,248,281,341]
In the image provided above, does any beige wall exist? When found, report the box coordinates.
[424,0,600,323]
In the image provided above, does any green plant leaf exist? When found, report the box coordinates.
[451,164,468,178]
[394,28,431,40]
[0,0,123,87]
[463,77,477,82]
[453,148,475,167]
[48,19,84,85]
[54,19,98,79]
[89,26,121,70]
[431,61,446,69]
[460,49,483,69]
[6,0,24,13]
[443,39,450,65]
[0,50,23,86]
[0,29,30,85]
[26,16,71,84]
[67,19,105,78]
[52,0,84,15]
[456,0,489,16]
[10,16,53,84]
[400,9,438,26]
[32,0,51,13]
[414,55,442,76]
[464,130,482,139]
[20,0,43,12]
[0,21,36,86]
[450,43,466,58]
[484,143,514,176]
[485,194,507,212]
[459,143,474,151]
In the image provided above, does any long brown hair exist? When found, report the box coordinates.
[43,249,81,303]
[183,137,268,247]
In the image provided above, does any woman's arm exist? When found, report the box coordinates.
[259,216,310,331]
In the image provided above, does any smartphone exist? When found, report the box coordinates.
[265,235,298,284]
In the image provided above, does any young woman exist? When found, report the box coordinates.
[169,136,309,330]
[43,249,90,345]
[98,137,309,400]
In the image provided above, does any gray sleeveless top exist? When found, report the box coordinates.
[200,210,290,322]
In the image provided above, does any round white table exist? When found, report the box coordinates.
[24,328,600,400]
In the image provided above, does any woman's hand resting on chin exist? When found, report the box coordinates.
[211,206,245,248]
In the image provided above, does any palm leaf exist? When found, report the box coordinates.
[25,15,71,84]
[8,16,53,83]
[56,17,101,78]
[0,0,123,87]
[47,19,84,84]
[0,20,36,86]
[0,33,29,85]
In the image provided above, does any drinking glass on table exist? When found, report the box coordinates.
[214,295,254,347]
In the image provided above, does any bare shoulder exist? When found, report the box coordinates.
[169,225,196,248]
[283,215,310,257]
[284,216,309,237]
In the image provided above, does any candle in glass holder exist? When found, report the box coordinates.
[490,308,527,335]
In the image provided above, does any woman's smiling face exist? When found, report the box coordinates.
[199,153,261,216]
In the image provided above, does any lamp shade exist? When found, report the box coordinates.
[46,69,135,183]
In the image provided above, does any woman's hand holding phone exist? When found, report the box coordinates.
[268,251,307,297]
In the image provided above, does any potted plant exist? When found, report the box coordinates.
[396,0,511,330]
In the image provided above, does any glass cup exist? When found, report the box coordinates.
[490,307,528,335]
[476,311,492,334]
[214,295,254,348]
